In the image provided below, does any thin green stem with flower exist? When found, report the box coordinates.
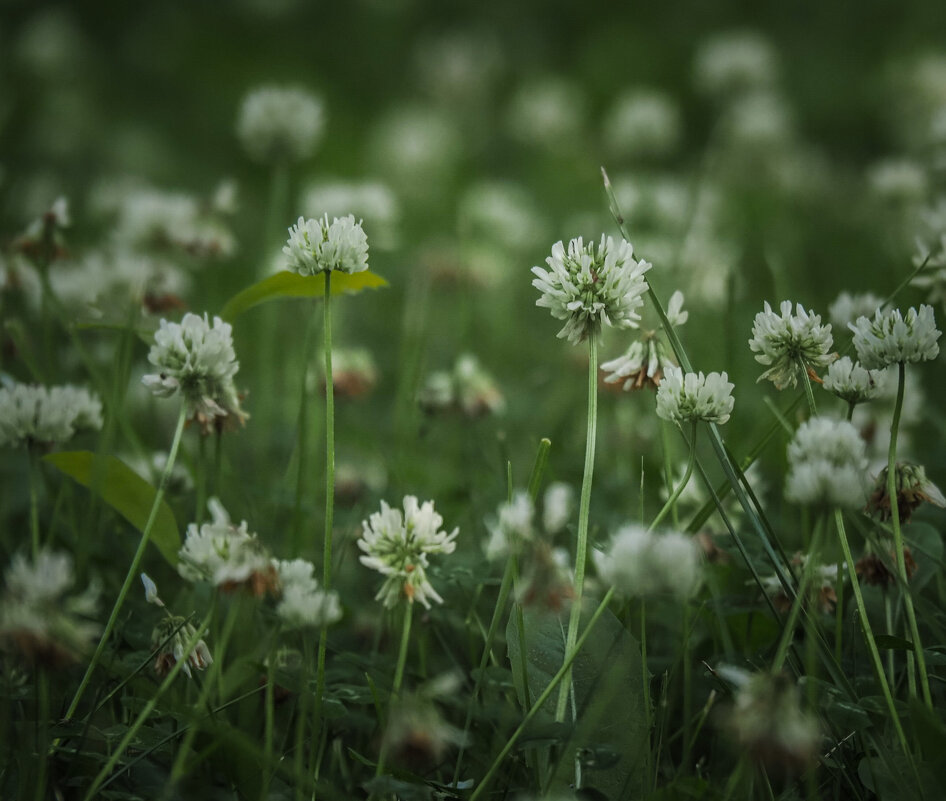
[65,404,188,721]
[375,601,414,781]
[555,334,598,722]
[887,361,932,708]
[27,448,41,559]
[649,421,697,532]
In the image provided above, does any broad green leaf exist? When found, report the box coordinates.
[506,600,650,801]
[43,451,180,565]
[220,270,387,320]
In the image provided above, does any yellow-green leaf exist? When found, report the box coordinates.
[220,270,387,320]
[43,451,180,565]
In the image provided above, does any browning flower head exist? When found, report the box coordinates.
[151,616,213,679]
[866,462,946,523]
[855,548,918,589]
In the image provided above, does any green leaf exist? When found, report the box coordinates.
[43,451,180,565]
[220,270,387,320]
[506,600,650,801]
[874,634,914,651]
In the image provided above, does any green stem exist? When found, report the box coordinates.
[834,509,912,764]
[83,608,214,801]
[884,593,896,688]
[314,273,336,747]
[641,599,652,790]
[196,433,207,525]
[262,625,281,801]
[213,428,223,497]
[27,448,41,558]
[555,335,598,722]
[649,421,697,532]
[291,310,320,555]
[800,360,818,417]
[375,602,413,779]
[65,404,188,721]
[773,518,824,671]
[469,587,616,801]
[34,669,49,801]
[887,362,932,708]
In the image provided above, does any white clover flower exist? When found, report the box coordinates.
[140,573,164,606]
[417,354,504,417]
[542,482,574,534]
[506,77,586,154]
[601,335,674,391]
[282,214,369,277]
[0,549,100,666]
[785,419,869,509]
[271,559,342,629]
[457,180,547,252]
[177,499,276,596]
[655,365,735,425]
[693,30,778,99]
[532,235,652,346]
[593,524,701,601]
[142,312,246,431]
[237,86,324,164]
[722,92,794,149]
[357,496,458,609]
[603,89,682,159]
[151,616,213,679]
[485,491,534,561]
[0,382,103,448]
[303,180,400,250]
[828,291,882,329]
[849,304,941,369]
[866,159,928,204]
[749,301,836,389]
[665,290,689,327]
[822,356,882,405]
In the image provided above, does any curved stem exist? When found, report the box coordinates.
[469,587,615,801]
[555,335,598,722]
[65,404,188,721]
[649,421,697,532]
[887,362,932,707]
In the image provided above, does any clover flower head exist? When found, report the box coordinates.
[693,30,778,99]
[0,382,103,448]
[142,312,247,432]
[177,498,276,596]
[603,89,682,159]
[655,365,735,425]
[749,301,836,389]
[418,354,504,417]
[532,235,652,345]
[828,291,882,329]
[593,524,701,601]
[271,559,342,629]
[485,491,534,561]
[283,214,369,276]
[601,333,677,391]
[151,616,213,678]
[321,347,379,399]
[542,482,574,534]
[849,304,941,369]
[357,496,458,609]
[785,418,869,509]
[822,356,882,405]
[867,461,946,523]
[303,179,400,249]
[237,86,324,164]
[0,549,100,667]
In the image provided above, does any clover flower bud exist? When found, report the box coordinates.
[749,301,835,389]
[532,234,651,346]
[655,365,735,425]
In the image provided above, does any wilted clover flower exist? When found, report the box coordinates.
[602,335,675,391]
[749,301,836,389]
[236,86,324,164]
[357,496,458,609]
[849,304,941,369]
[320,347,378,399]
[0,382,103,448]
[866,462,946,523]
[142,312,247,432]
[531,235,652,346]
[271,559,342,629]
[151,616,213,679]
[177,498,277,597]
[785,418,869,509]
[0,550,100,667]
[283,214,369,276]
[593,525,701,601]
[821,356,882,406]
[485,491,534,561]
[759,554,841,615]
[655,365,735,425]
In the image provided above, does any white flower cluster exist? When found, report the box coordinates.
[151,615,213,679]
[542,481,574,534]
[283,214,369,276]
[177,499,275,595]
[485,491,534,561]
[358,496,458,609]
[532,235,652,346]
[655,365,735,425]
[237,86,324,164]
[604,89,682,159]
[821,356,882,406]
[693,31,778,99]
[142,312,246,430]
[828,291,882,329]
[418,354,505,418]
[0,549,100,666]
[785,418,869,509]
[749,301,835,390]
[303,180,400,250]
[271,559,342,629]
[593,524,701,601]
[0,382,103,448]
[849,304,941,369]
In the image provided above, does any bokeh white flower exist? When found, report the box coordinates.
[237,86,324,164]
[594,524,701,601]
[785,418,869,509]
[0,382,102,448]
[272,558,342,629]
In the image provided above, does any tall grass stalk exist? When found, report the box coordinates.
[649,421,697,532]
[65,404,188,721]
[554,335,598,722]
